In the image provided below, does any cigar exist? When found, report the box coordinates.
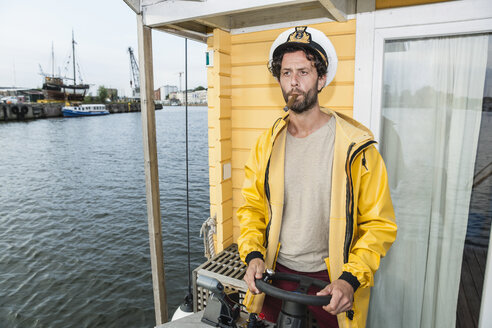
[283,94,298,112]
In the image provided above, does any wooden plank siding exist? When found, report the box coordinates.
[207,29,234,252]
[207,20,357,248]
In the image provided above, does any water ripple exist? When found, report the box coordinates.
[0,107,209,327]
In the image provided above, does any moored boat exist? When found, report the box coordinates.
[42,76,89,102]
[62,104,109,117]
[40,32,90,102]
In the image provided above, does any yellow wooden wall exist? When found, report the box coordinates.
[376,0,450,9]
[207,29,232,252]
[207,20,357,250]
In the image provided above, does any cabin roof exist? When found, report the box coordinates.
[123,0,356,43]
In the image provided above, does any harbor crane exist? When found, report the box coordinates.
[128,47,140,97]
[38,64,49,77]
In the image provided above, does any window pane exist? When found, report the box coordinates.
[368,34,490,328]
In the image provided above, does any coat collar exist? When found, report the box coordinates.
[270,108,374,149]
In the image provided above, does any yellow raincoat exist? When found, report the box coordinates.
[237,108,397,328]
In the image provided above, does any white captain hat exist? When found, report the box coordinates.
[269,26,338,86]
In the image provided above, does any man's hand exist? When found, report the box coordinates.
[243,258,265,294]
[316,279,354,315]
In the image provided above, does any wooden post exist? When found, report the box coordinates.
[137,14,168,325]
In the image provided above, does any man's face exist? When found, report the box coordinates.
[279,50,326,114]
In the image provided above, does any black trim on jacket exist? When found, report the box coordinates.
[246,251,264,265]
[339,271,361,292]
[343,140,377,263]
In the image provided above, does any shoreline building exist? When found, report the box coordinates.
[0,87,44,103]
[154,85,178,102]
[168,89,207,105]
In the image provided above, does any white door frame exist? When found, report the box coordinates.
[353,0,492,326]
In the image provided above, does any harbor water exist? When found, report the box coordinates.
[0,107,209,327]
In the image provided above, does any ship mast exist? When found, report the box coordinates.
[51,42,55,78]
[72,30,76,85]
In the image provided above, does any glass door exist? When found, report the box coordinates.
[367,33,491,328]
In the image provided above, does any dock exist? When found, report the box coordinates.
[0,102,161,122]
[457,244,489,327]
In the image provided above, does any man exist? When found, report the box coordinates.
[237,26,397,328]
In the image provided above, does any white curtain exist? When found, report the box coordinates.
[367,34,489,327]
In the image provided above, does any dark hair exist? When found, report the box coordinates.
[268,45,328,80]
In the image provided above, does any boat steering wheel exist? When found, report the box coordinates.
[255,271,332,306]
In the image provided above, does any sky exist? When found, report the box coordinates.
[0,0,208,97]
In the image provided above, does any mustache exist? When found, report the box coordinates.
[289,89,304,96]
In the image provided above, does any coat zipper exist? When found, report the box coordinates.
[343,140,376,263]
[264,157,272,249]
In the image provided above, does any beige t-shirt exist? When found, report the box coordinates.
[277,117,335,272]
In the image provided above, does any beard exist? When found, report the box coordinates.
[281,85,319,114]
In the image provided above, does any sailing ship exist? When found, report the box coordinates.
[40,32,89,102]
